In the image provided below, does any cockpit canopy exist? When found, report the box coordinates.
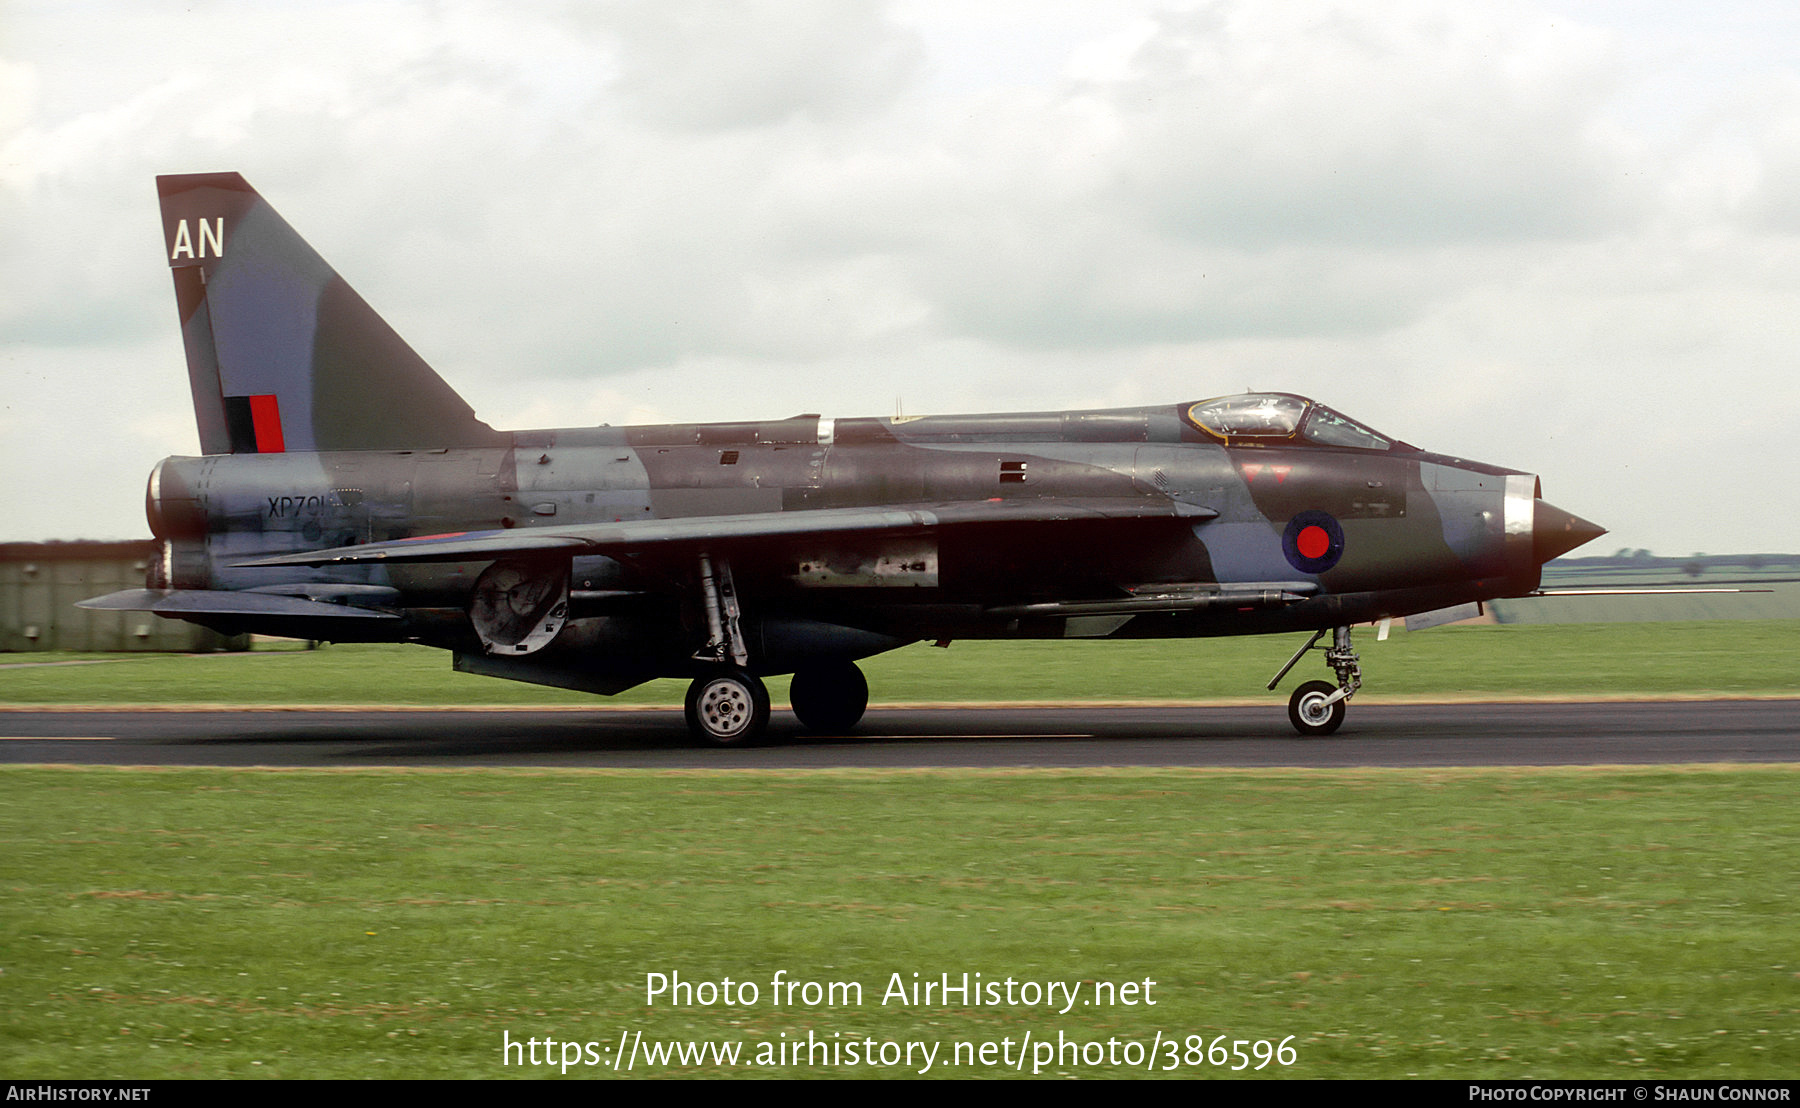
[1183,393,1395,451]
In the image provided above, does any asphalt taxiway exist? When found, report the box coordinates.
[1,699,1795,769]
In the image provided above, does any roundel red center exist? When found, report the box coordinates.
[1296,524,1331,560]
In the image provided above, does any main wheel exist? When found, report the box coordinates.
[1288,679,1347,737]
[788,662,869,733]
[685,669,771,747]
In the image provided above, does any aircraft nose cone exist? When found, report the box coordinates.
[1534,499,1606,563]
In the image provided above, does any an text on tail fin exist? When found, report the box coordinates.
[157,172,504,455]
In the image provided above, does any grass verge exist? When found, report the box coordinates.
[2,620,1798,707]
[2,764,1795,1079]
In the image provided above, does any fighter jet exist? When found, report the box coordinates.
[81,173,1605,744]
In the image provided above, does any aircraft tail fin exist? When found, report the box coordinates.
[157,172,504,454]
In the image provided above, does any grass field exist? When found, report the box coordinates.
[3,619,1798,707]
[5,622,1796,1080]
[3,764,1796,1080]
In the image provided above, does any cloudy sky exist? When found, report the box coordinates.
[4,0,1799,555]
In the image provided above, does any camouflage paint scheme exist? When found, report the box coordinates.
[82,174,1604,743]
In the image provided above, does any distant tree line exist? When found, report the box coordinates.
[1552,550,1800,576]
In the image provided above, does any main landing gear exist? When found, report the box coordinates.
[1268,625,1362,737]
[682,553,764,746]
[685,668,771,747]
[680,552,870,746]
[681,662,872,746]
[788,662,870,734]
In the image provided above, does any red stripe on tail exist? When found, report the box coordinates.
[248,394,285,453]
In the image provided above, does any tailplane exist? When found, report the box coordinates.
[158,172,504,454]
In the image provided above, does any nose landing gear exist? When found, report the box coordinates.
[1269,625,1362,737]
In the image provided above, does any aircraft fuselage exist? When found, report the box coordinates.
[146,404,1546,662]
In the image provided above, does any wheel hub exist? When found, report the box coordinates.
[699,681,752,737]
[1298,692,1335,727]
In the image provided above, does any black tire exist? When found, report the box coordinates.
[685,669,771,747]
[1288,679,1346,737]
[788,662,869,733]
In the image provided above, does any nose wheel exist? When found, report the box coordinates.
[1287,680,1347,736]
[1270,626,1362,737]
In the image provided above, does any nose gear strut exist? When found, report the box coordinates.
[1268,625,1362,736]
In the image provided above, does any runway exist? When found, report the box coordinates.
[1,699,1796,768]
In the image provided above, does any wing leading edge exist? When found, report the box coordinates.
[236,498,1219,568]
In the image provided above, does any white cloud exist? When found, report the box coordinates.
[598,0,923,132]
[3,0,1800,554]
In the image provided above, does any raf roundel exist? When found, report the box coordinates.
[1283,510,1345,575]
